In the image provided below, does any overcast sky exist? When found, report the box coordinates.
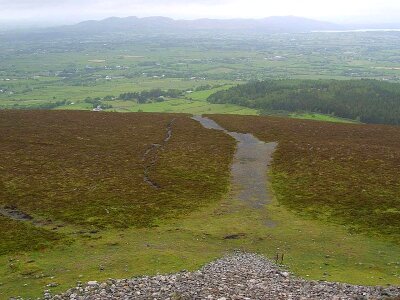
[1,0,399,26]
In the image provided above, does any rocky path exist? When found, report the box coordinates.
[45,252,399,300]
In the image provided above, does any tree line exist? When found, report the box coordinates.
[117,89,182,103]
[207,79,400,125]
[83,88,183,109]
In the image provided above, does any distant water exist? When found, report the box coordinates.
[313,29,400,33]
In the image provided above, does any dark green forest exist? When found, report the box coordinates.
[207,79,400,125]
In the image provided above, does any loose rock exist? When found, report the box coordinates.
[47,252,399,299]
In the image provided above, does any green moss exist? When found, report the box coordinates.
[0,217,62,255]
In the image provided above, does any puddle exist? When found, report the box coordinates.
[0,206,33,221]
[192,115,277,225]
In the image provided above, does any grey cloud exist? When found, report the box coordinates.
[0,0,232,23]
[0,0,399,25]
[0,0,227,9]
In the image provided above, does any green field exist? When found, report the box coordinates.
[1,30,400,113]
[55,85,259,115]
[51,85,359,123]
[289,113,359,123]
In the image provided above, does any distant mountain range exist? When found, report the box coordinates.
[2,16,400,41]
[59,16,343,34]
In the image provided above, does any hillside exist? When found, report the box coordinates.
[1,111,399,298]
[1,16,343,42]
[0,111,235,253]
[207,79,400,125]
[209,114,400,240]
[5,16,400,40]
[67,16,340,33]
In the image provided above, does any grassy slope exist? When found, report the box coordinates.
[0,110,234,297]
[1,112,399,298]
[0,111,235,248]
[1,180,399,298]
[0,217,62,256]
[208,114,400,240]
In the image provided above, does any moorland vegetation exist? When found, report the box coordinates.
[0,110,235,254]
[208,114,400,241]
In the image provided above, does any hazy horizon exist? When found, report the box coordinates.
[1,0,400,28]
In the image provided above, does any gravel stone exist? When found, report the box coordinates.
[46,252,399,300]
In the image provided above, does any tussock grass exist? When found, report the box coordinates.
[0,217,61,255]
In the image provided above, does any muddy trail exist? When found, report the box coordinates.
[142,118,176,188]
[192,116,277,214]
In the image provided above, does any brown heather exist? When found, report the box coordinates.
[0,110,235,254]
[208,114,400,241]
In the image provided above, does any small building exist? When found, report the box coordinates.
[92,105,103,112]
